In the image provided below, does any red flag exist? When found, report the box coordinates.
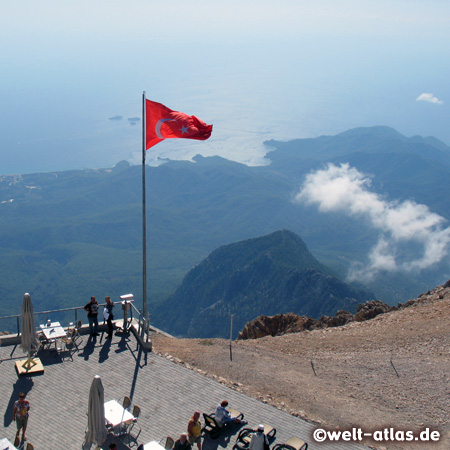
[146,100,213,149]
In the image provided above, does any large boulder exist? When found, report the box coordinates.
[354,300,393,321]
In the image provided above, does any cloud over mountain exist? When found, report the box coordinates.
[294,163,450,280]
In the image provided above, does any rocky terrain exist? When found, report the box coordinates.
[237,299,394,340]
[151,283,450,450]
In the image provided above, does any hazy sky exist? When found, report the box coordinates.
[1,0,449,174]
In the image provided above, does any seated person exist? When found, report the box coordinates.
[249,425,269,450]
[215,400,247,427]
[174,433,192,450]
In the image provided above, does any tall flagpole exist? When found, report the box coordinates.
[142,91,148,323]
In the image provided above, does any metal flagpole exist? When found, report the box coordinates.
[229,314,233,361]
[142,91,148,331]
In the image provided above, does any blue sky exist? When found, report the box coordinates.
[1,0,449,174]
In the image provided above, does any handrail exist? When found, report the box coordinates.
[0,305,86,320]
[0,301,148,336]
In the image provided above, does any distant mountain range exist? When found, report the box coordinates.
[153,230,374,338]
[1,126,449,329]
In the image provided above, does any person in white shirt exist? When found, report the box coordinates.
[214,401,247,426]
[249,425,269,450]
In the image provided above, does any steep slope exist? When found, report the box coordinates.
[152,282,450,450]
[153,230,374,338]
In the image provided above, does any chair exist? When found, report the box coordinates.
[37,330,55,351]
[234,425,277,450]
[67,320,81,339]
[164,436,175,449]
[73,320,82,341]
[202,413,221,439]
[227,408,244,423]
[122,395,131,410]
[132,405,141,420]
[121,423,142,447]
[61,334,75,360]
[125,404,141,435]
[158,436,175,449]
[203,407,245,438]
[273,437,308,450]
[118,404,141,446]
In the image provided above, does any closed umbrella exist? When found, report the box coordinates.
[86,375,107,448]
[20,293,39,371]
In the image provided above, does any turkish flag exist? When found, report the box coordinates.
[146,100,213,149]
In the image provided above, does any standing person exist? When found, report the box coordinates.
[13,392,30,442]
[249,425,269,450]
[104,296,115,339]
[174,433,192,450]
[84,296,99,336]
[187,411,202,450]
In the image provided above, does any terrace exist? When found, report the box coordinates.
[0,303,368,450]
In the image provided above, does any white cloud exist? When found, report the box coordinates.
[295,163,450,280]
[416,93,443,104]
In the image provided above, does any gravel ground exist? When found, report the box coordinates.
[151,285,450,450]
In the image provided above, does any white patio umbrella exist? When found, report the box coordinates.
[86,375,107,448]
[19,293,39,371]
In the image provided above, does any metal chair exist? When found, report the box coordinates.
[126,405,141,435]
[122,395,131,410]
[164,436,175,449]
[118,405,141,446]
[73,320,82,342]
[61,334,77,360]
[37,330,55,351]
[158,436,175,449]
[131,405,141,422]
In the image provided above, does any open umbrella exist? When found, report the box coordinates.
[19,293,39,371]
[86,375,107,448]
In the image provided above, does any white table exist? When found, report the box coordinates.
[0,437,19,450]
[40,322,67,339]
[104,399,134,435]
[39,321,67,351]
[144,441,165,450]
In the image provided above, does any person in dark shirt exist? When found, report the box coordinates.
[104,296,115,339]
[174,433,192,450]
[84,296,99,336]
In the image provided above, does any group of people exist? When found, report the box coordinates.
[84,295,115,338]
[148,401,263,450]
[12,392,266,450]
[215,403,269,450]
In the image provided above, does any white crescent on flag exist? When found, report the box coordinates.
[155,118,177,139]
